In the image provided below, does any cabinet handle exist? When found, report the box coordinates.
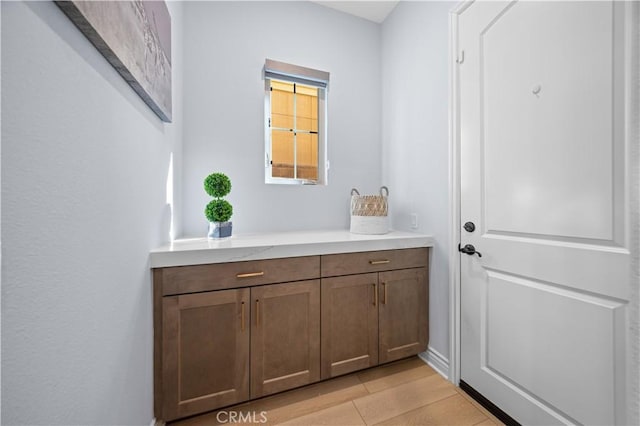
[373,283,378,306]
[369,260,390,265]
[382,282,387,304]
[237,271,265,278]
[241,301,246,332]
[256,299,260,327]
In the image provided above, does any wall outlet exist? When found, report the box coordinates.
[410,213,418,229]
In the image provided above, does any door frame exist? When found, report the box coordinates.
[447,1,640,424]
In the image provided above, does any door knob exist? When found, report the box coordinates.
[458,243,482,257]
[463,222,476,232]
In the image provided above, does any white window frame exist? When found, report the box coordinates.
[264,59,329,185]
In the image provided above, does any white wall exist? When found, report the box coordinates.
[1,1,183,424]
[381,1,454,362]
[181,1,382,237]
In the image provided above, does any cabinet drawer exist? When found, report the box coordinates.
[158,256,320,295]
[321,248,428,277]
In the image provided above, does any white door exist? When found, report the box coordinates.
[458,1,632,425]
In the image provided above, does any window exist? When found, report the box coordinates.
[264,59,329,185]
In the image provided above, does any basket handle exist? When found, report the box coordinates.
[351,188,360,196]
[380,186,389,196]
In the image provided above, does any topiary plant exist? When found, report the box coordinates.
[204,173,231,198]
[205,199,233,223]
[203,172,233,225]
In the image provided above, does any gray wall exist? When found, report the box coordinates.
[381,1,454,362]
[181,1,382,237]
[1,1,183,424]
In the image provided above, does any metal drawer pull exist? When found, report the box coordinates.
[241,301,246,332]
[256,300,260,327]
[382,282,387,304]
[236,271,265,278]
[373,283,378,306]
[369,260,390,265]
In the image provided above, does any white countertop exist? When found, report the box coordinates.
[150,230,434,268]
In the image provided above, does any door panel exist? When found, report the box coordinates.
[482,1,617,241]
[162,289,250,421]
[379,268,428,363]
[251,280,320,398]
[321,273,379,379]
[458,1,631,424]
[485,272,624,425]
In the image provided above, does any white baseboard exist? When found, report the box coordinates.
[152,418,164,426]
[419,346,450,381]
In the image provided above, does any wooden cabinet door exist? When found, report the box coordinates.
[378,268,428,363]
[251,280,320,398]
[162,289,250,421]
[321,273,378,379]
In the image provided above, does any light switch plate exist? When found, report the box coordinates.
[410,213,418,229]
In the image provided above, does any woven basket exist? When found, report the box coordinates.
[350,186,389,234]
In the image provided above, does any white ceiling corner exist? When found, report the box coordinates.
[311,1,400,24]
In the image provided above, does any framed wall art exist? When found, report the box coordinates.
[56,1,172,122]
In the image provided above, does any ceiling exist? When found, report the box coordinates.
[311,1,400,23]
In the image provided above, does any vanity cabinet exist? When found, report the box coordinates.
[153,246,429,422]
[320,248,429,378]
[154,256,320,421]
